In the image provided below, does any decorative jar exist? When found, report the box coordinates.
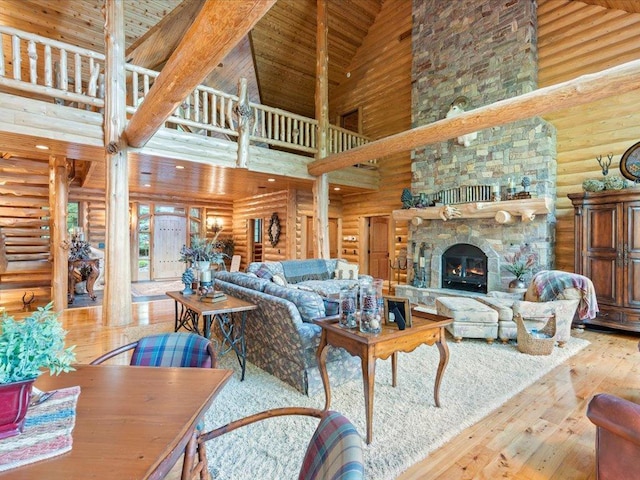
[359,283,381,334]
[338,290,357,328]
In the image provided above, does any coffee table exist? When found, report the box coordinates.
[314,309,452,444]
[167,291,257,380]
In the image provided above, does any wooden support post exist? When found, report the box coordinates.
[236,78,250,169]
[103,0,132,326]
[48,155,68,311]
[313,0,329,260]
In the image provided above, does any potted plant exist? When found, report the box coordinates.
[502,245,538,291]
[179,232,227,270]
[0,303,76,439]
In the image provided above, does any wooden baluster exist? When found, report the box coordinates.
[143,74,149,96]
[12,35,21,80]
[0,33,4,76]
[212,93,217,127]
[74,53,81,93]
[193,89,200,123]
[203,91,209,125]
[131,70,138,106]
[28,40,37,84]
[220,96,225,127]
[87,60,100,98]
[44,45,52,86]
[59,49,67,91]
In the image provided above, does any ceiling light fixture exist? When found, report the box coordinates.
[175,165,185,169]
[334,187,341,191]
[267,178,275,182]
[35,145,49,150]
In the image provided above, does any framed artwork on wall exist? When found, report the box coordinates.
[620,141,640,182]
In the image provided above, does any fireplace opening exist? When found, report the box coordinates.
[441,243,488,293]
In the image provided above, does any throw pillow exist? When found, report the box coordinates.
[334,262,359,280]
[272,273,288,287]
[254,265,273,280]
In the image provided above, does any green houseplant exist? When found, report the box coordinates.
[502,245,538,290]
[179,232,227,268]
[0,303,76,438]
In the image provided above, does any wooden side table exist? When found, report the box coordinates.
[166,291,257,380]
[314,309,452,444]
[67,259,99,304]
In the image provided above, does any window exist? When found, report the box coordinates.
[138,204,150,272]
[67,202,79,232]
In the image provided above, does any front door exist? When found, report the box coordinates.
[152,215,187,279]
[369,216,389,280]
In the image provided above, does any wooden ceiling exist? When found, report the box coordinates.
[0,0,638,201]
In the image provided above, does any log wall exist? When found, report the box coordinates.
[328,0,412,279]
[538,0,640,271]
[0,157,51,288]
[231,190,292,270]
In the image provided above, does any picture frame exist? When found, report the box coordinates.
[383,296,412,329]
[620,141,640,182]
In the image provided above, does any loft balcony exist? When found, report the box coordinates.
[0,25,379,191]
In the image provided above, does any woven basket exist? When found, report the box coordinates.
[516,313,556,356]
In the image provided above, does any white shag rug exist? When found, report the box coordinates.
[203,335,590,480]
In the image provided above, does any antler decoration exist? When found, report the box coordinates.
[596,153,613,176]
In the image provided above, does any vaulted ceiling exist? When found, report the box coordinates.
[0,0,638,200]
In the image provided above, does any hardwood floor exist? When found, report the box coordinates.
[35,300,640,479]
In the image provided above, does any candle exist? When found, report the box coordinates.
[414,247,420,264]
[508,178,515,189]
[492,184,499,194]
[419,257,425,268]
[201,269,211,283]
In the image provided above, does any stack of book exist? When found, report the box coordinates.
[200,291,227,303]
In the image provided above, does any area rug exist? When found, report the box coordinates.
[202,336,589,480]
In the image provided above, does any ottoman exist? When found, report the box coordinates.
[435,296,499,343]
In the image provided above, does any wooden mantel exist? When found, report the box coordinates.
[392,197,553,224]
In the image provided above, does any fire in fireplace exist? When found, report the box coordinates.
[441,243,488,293]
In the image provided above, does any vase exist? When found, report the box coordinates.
[338,290,357,328]
[508,278,527,294]
[0,378,35,439]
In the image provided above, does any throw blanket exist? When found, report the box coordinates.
[281,259,330,283]
[531,270,599,320]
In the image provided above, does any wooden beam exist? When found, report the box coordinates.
[124,0,276,148]
[48,155,68,312]
[313,0,329,260]
[125,0,206,70]
[308,58,640,176]
[103,0,132,327]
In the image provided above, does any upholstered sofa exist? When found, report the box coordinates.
[213,259,371,395]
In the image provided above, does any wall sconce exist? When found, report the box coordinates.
[207,217,223,235]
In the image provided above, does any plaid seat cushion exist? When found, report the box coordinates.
[131,333,212,368]
[299,411,364,480]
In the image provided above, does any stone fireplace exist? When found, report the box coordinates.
[397,0,558,304]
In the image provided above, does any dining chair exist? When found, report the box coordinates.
[187,407,364,480]
[90,332,218,480]
[90,332,217,368]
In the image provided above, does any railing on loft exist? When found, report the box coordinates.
[0,25,374,163]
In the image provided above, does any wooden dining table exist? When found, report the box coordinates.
[0,365,232,479]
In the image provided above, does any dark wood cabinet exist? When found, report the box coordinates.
[569,189,640,332]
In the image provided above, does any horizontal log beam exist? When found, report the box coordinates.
[125,0,276,148]
[308,58,640,176]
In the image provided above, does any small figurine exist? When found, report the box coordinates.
[181,268,195,295]
[401,188,415,209]
[521,177,531,193]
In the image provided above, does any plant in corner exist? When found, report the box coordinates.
[0,303,76,438]
[502,244,538,290]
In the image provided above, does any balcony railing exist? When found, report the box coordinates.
[0,25,373,162]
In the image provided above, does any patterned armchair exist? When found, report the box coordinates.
[477,270,598,346]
